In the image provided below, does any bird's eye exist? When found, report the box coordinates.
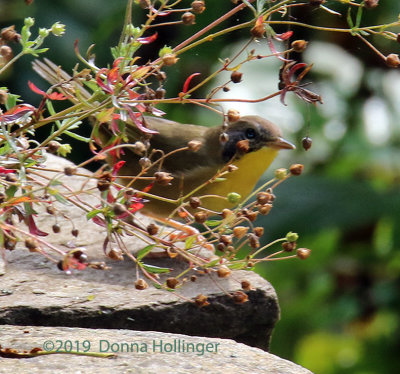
[245,128,256,139]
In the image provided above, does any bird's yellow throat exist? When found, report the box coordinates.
[200,147,279,212]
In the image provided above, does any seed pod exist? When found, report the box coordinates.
[154,171,173,185]
[47,140,61,153]
[194,294,209,307]
[190,275,197,282]
[188,140,202,152]
[291,40,308,53]
[258,203,272,215]
[71,229,79,237]
[25,238,39,251]
[233,226,249,239]
[248,233,260,249]
[257,192,274,205]
[217,242,226,252]
[52,223,61,233]
[217,265,231,278]
[189,197,201,209]
[135,278,148,290]
[227,192,241,204]
[139,157,151,169]
[162,53,179,66]
[220,234,232,246]
[5,173,17,183]
[274,168,287,180]
[289,164,304,176]
[296,247,311,259]
[230,71,243,83]
[385,53,400,68]
[182,12,196,25]
[253,227,264,237]
[132,141,147,156]
[241,280,251,291]
[107,248,124,261]
[302,136,312,151]
[146,223,159,235]
[191,0,205,13]
[246,211,258,222]
[227,109,240,123]
[194,211,208,224]
[232,290,249,304]
[166,277,179,289]
[221,208,233,218]
[64,166,76,176]
[97,179,110,192]
[282,241,297,252]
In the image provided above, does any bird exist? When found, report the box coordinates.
[32,59,295,219]
[103,114,295,218]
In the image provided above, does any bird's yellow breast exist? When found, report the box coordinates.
[199,147,279,212]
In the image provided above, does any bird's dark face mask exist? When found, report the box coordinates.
[221,120,274,163]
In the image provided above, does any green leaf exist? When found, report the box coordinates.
[347,7,354,28]
[48,189,70,205]
[141,263,171,274]
[355,4,363,28]
[86,208,105,220]
[5,185,17,199]
[256,0,267,13]
[185,236,195,250]
[136,244,156,261]
[205,219,221,227]
[49,179,62,186]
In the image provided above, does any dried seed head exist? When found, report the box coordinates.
[274,168,288,180]
[258,203,272,215]
[364,0,379,9]
[135,278,149,290]
[296,247,311,259]
[194,211,208,224]
[191,0,205,13]
[71,229,79,237]
[241,280,251,291]
[189,197,201,209]
[232,290,249,304]
[154,171,173,185]
[223,86,230,92]
[385,53,400,68]
[107,248,124,261]
[217,242,226,252]
[302,136,312,151]
[253,227,264,237]
[52,223,61,233]
[291,40,308,53]
[250,24,265,38]
[25,238,39,251]
[246,211,258,222]
[282,241,297,252]
[230,71,243,83]
[112,203,127,216]
[64,166,76,176]
[162,53,179,66]
[188,140,202,152]
[146,223,159,235]
[182,12,196,25]
[1,25,21,42]
[139,157,151,169]
[194,294,209,307]
[289,163,304,176]
[220,234,233,246]
[97,179,110,192]
[227,109,240,123]
[221,208,233,218]
[47,140,61,153]
[256,192,274,205]
[233,226,249,239]
[166,277,180,289]
[236,139,250,153]
[46,206,56,215]
[217,265,232,278]
[248,233,260,249]
[132,141,147,156]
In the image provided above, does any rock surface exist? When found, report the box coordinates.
[0,326,313,374]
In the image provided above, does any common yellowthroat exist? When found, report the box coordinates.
[32,59,295,218]
[109,115,295,217]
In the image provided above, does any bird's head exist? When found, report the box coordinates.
[221,115,295,162]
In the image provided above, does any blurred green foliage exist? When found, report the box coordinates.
[1,1,400,373]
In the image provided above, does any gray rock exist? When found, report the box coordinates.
[0,325,313,374]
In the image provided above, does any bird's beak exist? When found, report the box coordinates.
[268,137,296,150]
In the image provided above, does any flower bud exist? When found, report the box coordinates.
[47,140,61,153]
[24,17,35,27]
[154,171,173,185]
[162,53,179,66]
[233,226,249,239]
[302,136,312,151]
[166,277,179,289]
[132,141,147,155]
[135,278,148,290]
[289,163,304,176]
[386,53,400,68]
[253,227,264,237]
[258,203,273,215]
[274,168,287,180]
[217,265,232,278]
[51,22,66,37]
[286,231,299,242]
[248,233,260,249]
[146,223,159,235]
[291,40,308,53]
[189,197,201,209]
[282,241,296,252]
[296,247,311,260]
[194,211,208,224]
[38,28,49,38]
[64,166,76,176]
[227,192,241,204]
[256,192,274,205]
